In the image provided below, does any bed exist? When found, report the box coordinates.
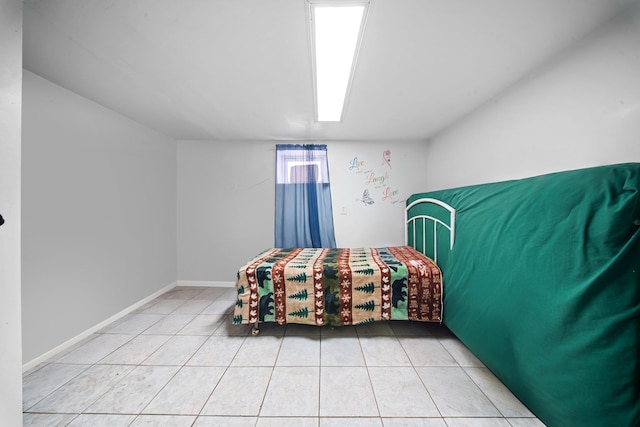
[407,163,640,427]
[233,245,443,333]
[233,162,639,427]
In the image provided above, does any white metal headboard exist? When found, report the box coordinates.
[405,197,456,264]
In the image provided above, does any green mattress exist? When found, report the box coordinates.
[408,163,640,427]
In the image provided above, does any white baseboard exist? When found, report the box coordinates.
[177,280,234,288]
[23,281,178,373]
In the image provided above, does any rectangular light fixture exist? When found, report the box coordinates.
[309,1,370,122]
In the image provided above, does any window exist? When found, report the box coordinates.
[289,163,319,183]
[275,144,336,248]
[276,147,330,184]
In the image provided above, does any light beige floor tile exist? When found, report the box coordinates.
[464,367,534,417]
[416,367,501,417]
[359,336,412,366]
[48,335,99,361]
[218,287,240,301]
[29,364,135,413]
[200,367,273,416]
[201,299,235,315]
[443,418,512,427]
[100,334,171,365]
[163,288,203,300]
[178,314,225,335]
[260,367,319,417]
[398,336,457,366]
[130,415,197,426]
[214,316,252,336]
[437,336,484,367]
[231,335,283,366]
[506,418,547,426]
[86,365,179,414]
[143,366,225,415]
[142,314,197,334]
[368,367,440,417]
[142,335,207,366]
[321,336,365,366]
[276,335,320,366]
[320,417,383,426]
[23,413,77,426]
[187,335,246,366]
[66,414,137,426]
[23,363,88,410]
[139,298,188,314]
[194,416,258,426]
[257,417,319,427]
[192,287,228,300]
[381,418,447,427]
[133,298,163,313]
[173,299,212,314]
[55,333,133,364]
[100,313,165,334]
[211,313,234,332]
[319,367,378,417]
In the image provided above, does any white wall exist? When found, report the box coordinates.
[177,140,275,283]
[425,2,640,190]
[329,140,429,247]
[0,0,23,424]
[22,71,178,364]
[177,140,429,282]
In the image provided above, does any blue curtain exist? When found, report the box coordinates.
[275,144,336,248]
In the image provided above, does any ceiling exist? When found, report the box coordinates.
[22,0,638,142]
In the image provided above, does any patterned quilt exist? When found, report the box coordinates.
[233,246,442,327]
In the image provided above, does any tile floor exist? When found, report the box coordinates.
[23,286,546,427]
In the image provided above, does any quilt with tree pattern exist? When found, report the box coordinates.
[233,246,442,327]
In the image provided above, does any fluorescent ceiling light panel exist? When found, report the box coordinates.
[311,2,367,122]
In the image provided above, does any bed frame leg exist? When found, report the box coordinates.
[251,323,260,336]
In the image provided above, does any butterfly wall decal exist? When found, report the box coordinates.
[357,189,375,205]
